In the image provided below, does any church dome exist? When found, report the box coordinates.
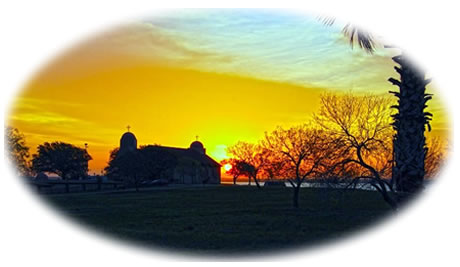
[120,131,137,155]
[121,132,136,142]
[190,141,205,154]
[190,141,204,149]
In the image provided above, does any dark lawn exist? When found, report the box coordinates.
[43,186,393,255]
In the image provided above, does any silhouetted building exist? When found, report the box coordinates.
[117,130,221,184]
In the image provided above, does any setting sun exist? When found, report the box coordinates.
[224,163,232,172]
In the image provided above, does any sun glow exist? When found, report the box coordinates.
[224,164,232,172]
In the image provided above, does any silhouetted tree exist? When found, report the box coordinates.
[108,147,119,162]
[105,145,177,191]
[315,93,398,209]
[263,124,340,208]
[5,127,30,176]
[425,137,448,178]
[221,158,248,184]
[323,20,434,195]
[104,148,121,180]
[388,53,432,194]
[105,150,144,191]
[227,142,269,188]
[259,151,290,181]
[31,142,92,180]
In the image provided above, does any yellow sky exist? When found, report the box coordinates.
[6,11,450,174]
[9,56,325,173]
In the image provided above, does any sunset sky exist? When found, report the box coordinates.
[7,9,449,174]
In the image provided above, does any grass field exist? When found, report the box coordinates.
[44,185,393,255]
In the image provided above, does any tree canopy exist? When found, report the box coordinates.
[262,124,341,208]
[31,142,92,180]
[5,127,30,176]
[105,145,177,190]
[315,93,397,209]
[226,142,270,188]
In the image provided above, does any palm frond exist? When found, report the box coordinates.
[342,24,375,53]
[319,16,376,54]
[318,16,336,26]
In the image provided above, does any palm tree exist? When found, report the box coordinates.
[323,19,432,195]
[388,53,432,194]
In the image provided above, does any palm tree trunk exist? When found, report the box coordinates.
[389,53,432,194]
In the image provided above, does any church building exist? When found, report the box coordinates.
[118,129,221,184]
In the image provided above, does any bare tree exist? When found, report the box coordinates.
[425,137,448,178]
[315,92,399,209]
[262,124,341,208]
[259,150,290,181]
[322,18,434,195]
[226,142,269,188]
[221,158,253,185]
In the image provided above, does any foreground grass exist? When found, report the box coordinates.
[44,186,393,255]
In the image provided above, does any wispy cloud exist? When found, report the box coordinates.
[92,22,237,65]
[141,9,398,92]
[8,97,121,149]
[11,97,83,110]
[10,112,80,124]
